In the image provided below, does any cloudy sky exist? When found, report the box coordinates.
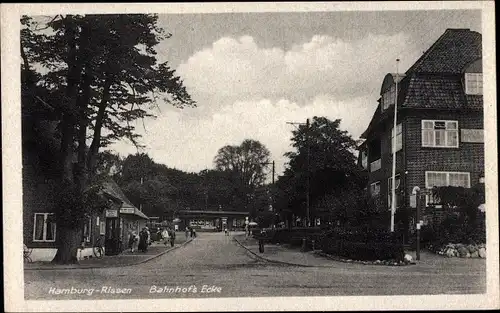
[108,9,481,177]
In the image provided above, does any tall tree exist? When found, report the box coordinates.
[21,14,195,263]
[214,139,271,211]
[277,116,364,224]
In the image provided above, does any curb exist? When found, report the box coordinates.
[314,251,415,267]
[24,238,195,271]
[233,236,312,267]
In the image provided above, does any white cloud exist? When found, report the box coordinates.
[177,32,414,105]
[110,32,418,175]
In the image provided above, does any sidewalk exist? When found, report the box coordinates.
[24,237,193,271]
[233,235,486,272]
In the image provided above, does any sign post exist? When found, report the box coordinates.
[412,186,421,261]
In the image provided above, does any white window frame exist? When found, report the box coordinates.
[387,174,401,208]
[422,120,459,148]
[390,123,403,154]
[33,213,56,242]
[370,181,381,197]
[425,171,471,207]
[465,73,483,95]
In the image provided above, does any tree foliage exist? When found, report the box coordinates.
[276,116,366,225]
[21,14,195,263]
[214,139,271,189]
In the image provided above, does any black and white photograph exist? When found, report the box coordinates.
[2,2,498,311]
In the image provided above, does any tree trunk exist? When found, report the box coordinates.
[52,15,86,264]
[87,74,112,174]
[51,226,82,264]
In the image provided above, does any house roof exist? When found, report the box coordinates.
[360,29,483,140]
[102,179,149,220]
[402,75,468,109]
[406,29,482,74]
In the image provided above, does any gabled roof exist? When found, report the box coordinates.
[101,178,136,209]
[406,29,482,74]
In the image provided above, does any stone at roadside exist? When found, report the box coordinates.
[471,251,479,258]
[445,249,455,258]
[458,246,468,257]
[404,254,413,263]
[465,252,471,258]
[467,245,477,253]
[478,248,486,258]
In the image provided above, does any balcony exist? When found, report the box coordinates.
[370,159,381,172]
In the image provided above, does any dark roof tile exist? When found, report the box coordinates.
[407,29,482,74]
[403,75,482,109]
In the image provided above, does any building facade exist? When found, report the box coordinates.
[358,29,484,229]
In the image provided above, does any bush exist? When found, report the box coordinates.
[319,227,405,261]
[428,212,486,250]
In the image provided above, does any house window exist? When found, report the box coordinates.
[361,150,368,169]
[422,120,459,148]
[33,213,56,242]
[390,123,403,153]
[425,171,470,206]
[465,73,483,95]
[370,181,381,196]
[387,174,401,208]
[382,85,396,110]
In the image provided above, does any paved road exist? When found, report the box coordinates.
[24,232,485,299]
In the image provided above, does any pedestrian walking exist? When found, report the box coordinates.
[162,228,170,246]
[192,228,197,238]
[169,228,175,247]
[185,227,190,240]
[128,231,135,252]
[190,227,194,238]
[224,227,228,236]
[138,228,148,252]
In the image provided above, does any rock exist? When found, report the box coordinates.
[445,249,455,258]
[404,254,413,263]
[468,245,478,253]
[465,252,471,258]
[458,246,469,257]
[479,248,486,258]
[471,251,479,258]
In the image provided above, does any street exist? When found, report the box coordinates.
[24,232,486,299]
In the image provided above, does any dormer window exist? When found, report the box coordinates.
[382,85,396,110]
[465,73,483,95]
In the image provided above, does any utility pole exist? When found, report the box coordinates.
[305,118,310,227]
[139,176,143,211]
[286,118,310,228]
[390,59,400,232]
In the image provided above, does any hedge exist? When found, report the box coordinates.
[319,227,405,261]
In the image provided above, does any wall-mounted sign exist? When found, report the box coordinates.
[120,207,135,214]
[461,129,484,143]
[105,209,118,218]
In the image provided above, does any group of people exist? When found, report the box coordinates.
[184,226,197,239]
[128,227,151,253]
[160,228,176,247]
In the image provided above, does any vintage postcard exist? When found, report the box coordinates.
[2,1,498,312]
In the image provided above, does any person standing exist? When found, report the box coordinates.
[162,228,170,246]
[138,228,148,253]
[169,228,176,247]
[145,227,151,247]
[185,227,190,240]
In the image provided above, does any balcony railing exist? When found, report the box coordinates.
[370,159,381,172]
